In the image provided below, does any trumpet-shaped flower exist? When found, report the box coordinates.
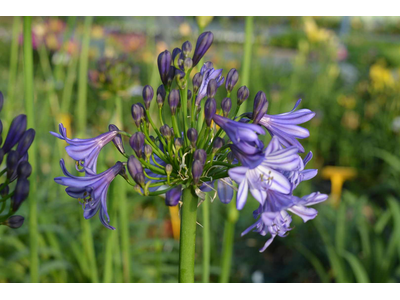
[54,159,124,230]
[51,123,119,175]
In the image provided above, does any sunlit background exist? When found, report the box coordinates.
[0,16,400,283]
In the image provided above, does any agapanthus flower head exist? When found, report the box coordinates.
[55,159,124,230]
[51,123,119,175]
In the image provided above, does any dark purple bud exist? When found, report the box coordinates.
[144,144,152,159]
[187,128,198,148]
[127,155,145,187]
[168,89,180,115]
[192,160,204,185]
[0,91,3,112]
[109,124,125,155]
[142,85,154,110]
[194,149,207,165]
[204,98,216,127]
[131,103,144,127]
[227,151,235,163]
[192,73,203,94]
[212,137,224,152]
[252,91,269,124]
[187,90,192,101]
[184,57,193,71]
[218,179,234,204]
[12,178,30,211]
[167,66,176,87]
[3,114,27,153]
[0,148,4,165]
[182,41,192,57]
[16,128,35,158]
[192,32,214,67]
[172,48,184,70]
[221,97,232,117]
[129,132,145,159]
[237,86,250,106]
[165,185,182,206]
[156,85,166,108]
[207,79,218,98]
[160,125,172,141]
[225,68,239,92]
[165,164,173,175]
[17,161,32,179]
[2,215,25,229]
[174,138,183,151]
[6,150,19,179]
[157,50,172,86]
[0,183,9,197]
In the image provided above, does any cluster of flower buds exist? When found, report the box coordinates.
[0,92,35,229]
[53,32,326,251]
[88,55,137,94]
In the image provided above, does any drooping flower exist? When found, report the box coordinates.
[50,123,119,175]
[54,159,124,230]
[258,99,315,153]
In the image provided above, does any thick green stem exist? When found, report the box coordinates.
[202,196,210,283]
[219,200,239,283]
[238,16,254,115]
[179,187,198,283]
[23,16,39,283]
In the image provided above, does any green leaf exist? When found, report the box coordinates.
[341,251,369,283]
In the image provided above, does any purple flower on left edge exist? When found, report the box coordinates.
[54,159,124,230]
[50,123,119,175]
[258,99,315,153]
[195,62,224,106]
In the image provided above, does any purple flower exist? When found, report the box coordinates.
[285,151,317,189]
[165,185,182,206]
[217,178,234,204]
[192,32,214,67]
[258,99,315,153]
[50,124,119,175]
[288,192,328,222]
[54,159,124,230]
[195,62,224,106]
[228,137,300,210]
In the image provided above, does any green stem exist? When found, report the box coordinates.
[179,187,198,283]
[238,16,254,115]
[219,201,238,283]
[180,82,188,147]
[23,16,39,283]
[202,196,210,283]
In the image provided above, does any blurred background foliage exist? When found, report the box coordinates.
[0,16,400,283]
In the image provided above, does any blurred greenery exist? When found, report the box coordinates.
[0,16,399,283]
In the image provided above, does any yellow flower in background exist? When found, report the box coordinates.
[91,25,104,39]
[337,95,357,110]
[341,110,360,130]
[303,17,333,44]
[369,63,396,93]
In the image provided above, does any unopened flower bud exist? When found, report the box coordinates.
[131,103,144,127]
[194,149,207,165]
[12,178,30,211]
[182,41,192,57]
[187,90,192,101]
[3,114,27,154]
[184,57,193,71]
[156,85,166,108]
[187,128,198,148]
[6,150,19,179]
[227,151,235,163]
[165,164,173,176]
[225,68,239,93]
[237,86,250,106]
[221,97,232,117]
[165,185,182,206]
[192,73,203,94]
[204,98,216,127]
[207,79,218,98]
[157,50,172,87]
[172,48,184,70]
[212,137,224,152]
[168,89,180,115]
[160,125,172,141]
[192,160,204,185]
[144,144,153,159]
[252,91,269,124]
[17,161,32,179]
[2,215,25,229]
[142,85,154,110]
[127,155,145,187]
[192,32,214,67]
[129,132,145,158]
[109,124,125,155]
[174,138,183,151]
[167,66,176,87]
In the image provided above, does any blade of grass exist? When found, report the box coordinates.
[341,251,369,283]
